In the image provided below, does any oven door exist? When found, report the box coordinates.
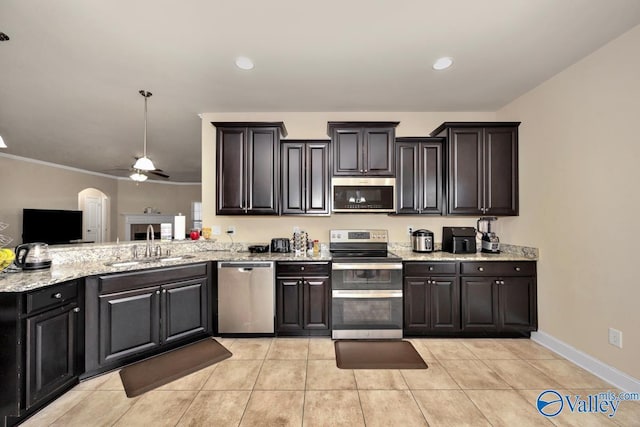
[332,262,403,291]
[332,289,403,339]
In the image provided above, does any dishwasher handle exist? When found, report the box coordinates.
[218,261,274,269]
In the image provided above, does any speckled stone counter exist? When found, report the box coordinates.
[0,240,536,293]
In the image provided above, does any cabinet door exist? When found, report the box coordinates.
[276,279,304,333]
[25,303,78,408]
[99,287,161,365]
[430,276,460,331]
[247,127,279,214]
[303,277,330,332]
[461,277,498,332]
[396,142,420,214]
[216,127,247,214]
[333,128,363,175]
[448,128,483,215]
[162,278,208,344]
[498,277,536,331]
[404,277,429,333]
[281,142,305,214]
[305,142,330,214]
[484,127,518,216]
[363,127,394,175]
[420,142,443,214]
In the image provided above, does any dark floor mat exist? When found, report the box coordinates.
[119,338,232,397]
[335,340,428,369]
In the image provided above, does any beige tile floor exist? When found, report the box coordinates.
[21,338,640,426]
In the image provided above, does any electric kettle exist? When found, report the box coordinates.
[14,243,52,270]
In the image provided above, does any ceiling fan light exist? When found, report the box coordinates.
[0,135,6,148]
[133,156,155,171]
[130,171,148,182]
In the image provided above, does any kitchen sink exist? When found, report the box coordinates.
[104,260,143,267]
[105,254,196,267]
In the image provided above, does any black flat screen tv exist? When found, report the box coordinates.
[22,208,83,245]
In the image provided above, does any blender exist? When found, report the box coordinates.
[477,217,500,253]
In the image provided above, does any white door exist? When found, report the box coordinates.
[84,195,102,243]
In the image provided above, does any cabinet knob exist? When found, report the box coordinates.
[360,169,364,173]
[73,307,80,313]
[478,267,484,272]
[515,267,521,272]
[156,290,160,295]
[301,266,305,271]
[163,289,167,294]
[52,293,62,299]
[364,169,368,173]
[428,266,434,271]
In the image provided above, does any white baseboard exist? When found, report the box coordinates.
[531,331,640,393]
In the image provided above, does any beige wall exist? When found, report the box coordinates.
[200,112,496,244]
[0,155,201,244]
[497,25,640,378]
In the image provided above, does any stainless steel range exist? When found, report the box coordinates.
[330,229,403,339]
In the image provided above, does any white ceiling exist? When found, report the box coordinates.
[1,0,640,182]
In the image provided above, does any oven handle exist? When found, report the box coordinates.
[332,290,403,298]
[331,263,403,271]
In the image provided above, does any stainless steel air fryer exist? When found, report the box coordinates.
[411,229,434,253]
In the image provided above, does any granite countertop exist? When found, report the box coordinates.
[0,242,537,293]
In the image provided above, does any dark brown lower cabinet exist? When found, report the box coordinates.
[460,261,537,336]
[403,262,459,336]
[85,263,212,375]
[276,262,330,336]
[0,280,83,427]
[26,302,80,409]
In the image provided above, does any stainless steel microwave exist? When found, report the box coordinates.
[331,177,396,213]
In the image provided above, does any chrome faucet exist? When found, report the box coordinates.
[145,224,155,258]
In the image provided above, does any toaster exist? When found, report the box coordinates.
[442,227,477,254]
[270,238,291,253]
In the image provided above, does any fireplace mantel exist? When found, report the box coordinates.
[122,213,176,240]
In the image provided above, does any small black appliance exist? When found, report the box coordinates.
[442,227,477,254]
[270,238,291,253]
[477,217,500,253]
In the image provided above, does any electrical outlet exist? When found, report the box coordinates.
[212,226,221,236]
[226,226,236,235]
[608,328,623,348]
[407,226,414,236]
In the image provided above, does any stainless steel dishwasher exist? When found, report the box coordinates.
[217,261,275,334]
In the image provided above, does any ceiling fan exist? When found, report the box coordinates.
[128,90,169,181]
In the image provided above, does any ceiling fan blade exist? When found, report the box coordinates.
[149,169,170,178]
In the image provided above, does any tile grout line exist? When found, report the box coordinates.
[237,338,272,426]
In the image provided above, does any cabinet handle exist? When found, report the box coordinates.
[283,282,298,286]
[478,267,484,272]
[52,293,62,299]
[156,290,160,295]
[73,307,80,313]
[163,289,167,294]
[515,267,521,272]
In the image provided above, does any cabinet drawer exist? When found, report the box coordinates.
[460,262,535,276]
[404,262,457,276]
[26,280,78,314]
[277,262,330,276]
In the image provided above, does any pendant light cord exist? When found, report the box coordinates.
[139,90,152,158]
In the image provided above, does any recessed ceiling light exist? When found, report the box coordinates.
[433,57,453,70]
[235,56,254,70]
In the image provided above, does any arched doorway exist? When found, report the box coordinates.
[78,188,109,243]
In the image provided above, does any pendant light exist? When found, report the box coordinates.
[133,90,156,171]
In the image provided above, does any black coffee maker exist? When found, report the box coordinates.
[477,217,500,253]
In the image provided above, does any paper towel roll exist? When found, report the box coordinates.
[174,214,185,240]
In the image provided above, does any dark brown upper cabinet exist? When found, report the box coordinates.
[327,121,399,176]
[213,122,287,215]
[281,140,331,215]
[431,122,519,216]
[395,137,444,215]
